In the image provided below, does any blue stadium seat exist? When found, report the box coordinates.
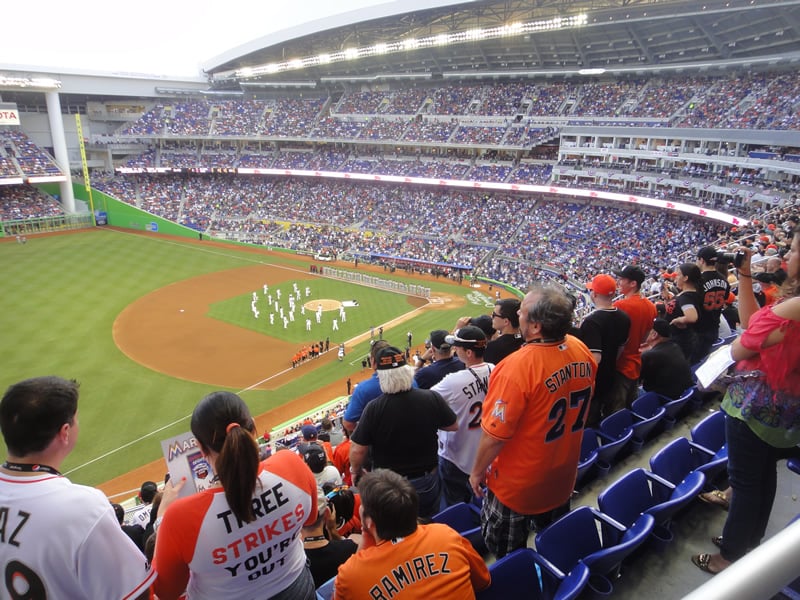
[576,431,599,488]
[659,387,695,427]
[592,420,635,467]
[690,410,728,463]
[630,394,667,443]
[534,505,655,593]
[597,468,705,550]
[649,436,728,489]
[476,547,589,600]
[316,575,335,600]
[431,501,487,554]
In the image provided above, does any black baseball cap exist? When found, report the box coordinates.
[375,346,407,369]
[652,318,671,338]
[612,265,646,286]
[427,330,451,350]
[697,246,718,264]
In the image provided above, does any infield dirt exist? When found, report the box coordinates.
[100,230,476,499]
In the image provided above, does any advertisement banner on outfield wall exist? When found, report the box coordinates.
[0,108,20,125]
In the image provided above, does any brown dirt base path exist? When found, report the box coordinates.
[98,228,488,500]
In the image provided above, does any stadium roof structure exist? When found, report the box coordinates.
[205,0,800,89]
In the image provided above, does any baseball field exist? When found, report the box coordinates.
[0,227,498,496]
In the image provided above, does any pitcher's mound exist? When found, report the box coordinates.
[304,299,343,311]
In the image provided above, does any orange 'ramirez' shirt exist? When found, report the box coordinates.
[481,334,596,514]
[334,523,490,599]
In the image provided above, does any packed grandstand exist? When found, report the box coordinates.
[2,70,799,291]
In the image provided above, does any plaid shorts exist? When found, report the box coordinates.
[480,489,530,558]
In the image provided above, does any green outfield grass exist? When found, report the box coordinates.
[0,228,492,487]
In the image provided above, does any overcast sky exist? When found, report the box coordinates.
[0,0,388,77]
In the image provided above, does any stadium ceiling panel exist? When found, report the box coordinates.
[204,0,800,88]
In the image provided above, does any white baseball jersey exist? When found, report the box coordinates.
[0,471,154,599]
[124,503,152,528]
[432,362,494,474]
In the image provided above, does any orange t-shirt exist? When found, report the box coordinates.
[614,294,658,380]
[332,438,352,486]
[334,523,490,599]
[481,335,596,514]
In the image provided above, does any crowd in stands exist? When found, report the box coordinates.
[106,73,800,153]
[0,185,65,220]
[0,130,63,178]
[87,171,766,286]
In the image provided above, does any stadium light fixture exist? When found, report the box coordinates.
[232,13,588,80]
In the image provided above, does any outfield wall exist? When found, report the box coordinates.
[68,184,203,238]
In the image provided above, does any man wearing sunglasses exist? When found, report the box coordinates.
[485,298,523,365]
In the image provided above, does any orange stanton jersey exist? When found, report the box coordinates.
[481,335,596,514]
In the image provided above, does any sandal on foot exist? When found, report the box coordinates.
[698,490,729,510]
[692,553,724,575]
[712,536,723,549]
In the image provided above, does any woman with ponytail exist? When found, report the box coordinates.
[153,391,318,599]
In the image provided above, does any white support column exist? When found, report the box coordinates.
[45,91,75,214]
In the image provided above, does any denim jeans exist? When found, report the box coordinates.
[409,469,442,519]
[271,566,316,600]
[439,456,473,507]
[721,414,780,562]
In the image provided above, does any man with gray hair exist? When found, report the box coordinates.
[350,346,457,517]
[342,340,393,434]
[470,284,597,557]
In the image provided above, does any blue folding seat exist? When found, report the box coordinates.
[316,576,335,600]
[649,436,728,490]
[431,501,487,554]
[630,393,667,443]
[690,410,728,463]
[587,426,633,471]
[576,430,599,487]
[476,547,589,600]
[597,468,705,550]
[659,387,695,427]
[535,505,654,596]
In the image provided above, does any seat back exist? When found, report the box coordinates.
[632,392,664,418]
[431,502,480,532]
[649,437,695,485]
[690,410,726,453]
[661,387,695,420]
[582,513,655,576]
[630,404,666,444]
[644,470,705,524]
[600,409,634,439]
[577,432,599,486]
[535,506,603,574]
[651,436,726,488]
[431,502,486,554]
[476,548,545,600]
[597,468,654,528]
[594,426,634,466]
[316,576,335,600]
